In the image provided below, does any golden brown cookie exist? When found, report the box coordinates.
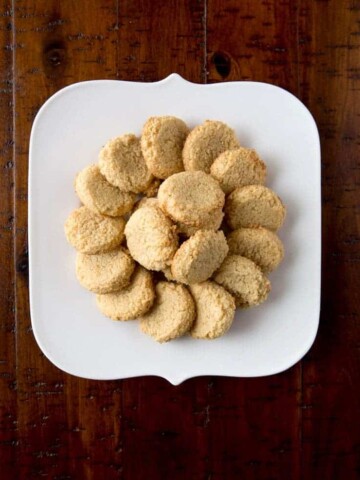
[158,171,225,227]
[96,266,155,320]
[98,134,153,193]
[210,147,266,194]
[75,164,136,217]
[227,227,284,273]
[139,281,195,342]
[189,281,236,339]
[183,120,240,173]
[135,196,159,211]
[75,247,135,294]
[125,206,178,271]
[225,185,286,231]
[171,230,229,284]
[141,116,189,179]
[214,254,271,307]
[64,206,125,254]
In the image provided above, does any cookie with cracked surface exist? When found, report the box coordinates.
[64,206,125,254]
[75,164,136,217]
[75,247,135,294]
[189,281,236,339]
[210,147,266,194]
[98,133,153,193]
[141,116,189,179]
[125,206,178,271]
[96,266,155,320]
[171,230,229,285]
[227,227,284,273]
[214,254,271,307]
[158,171,225,227]
[139,281,195,343]
[183,120,240,173]
[225,185,286,231]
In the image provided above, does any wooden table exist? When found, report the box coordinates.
[1,1,359,478]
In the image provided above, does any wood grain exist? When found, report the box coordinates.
[0,0,358,478]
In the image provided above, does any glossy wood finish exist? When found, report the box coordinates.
[0,1,359,478]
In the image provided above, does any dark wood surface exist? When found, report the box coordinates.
[0,1,359,478]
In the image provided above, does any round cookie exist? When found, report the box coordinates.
[171,230,229,285]
[76,247,135,294]
[176,208,224,237]
[139,281,195,343]
[75,164,136,217]
[141,116,189,179]
[158,171,225,227]
[227,227,284,273]
[98,133,153,193]
[96,266,155,320]
[125,206,178,271]
[183,120,240,173]
[210,147,266,194]
[214,254,271,307]
[189,281,236,339]
[64,206,125,254]
[225,185,286,231]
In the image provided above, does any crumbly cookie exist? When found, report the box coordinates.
[183,120,240,173]
[158,171,225,227]
[96,266,155,320]
[141,116,189,179]
[171,230,229,284]
[210,147,266,194]
[75,247,135,294]
[98,134,153,193]
[214,254,271,307]
[64,206,125,254]
[189,281,236,339]
[139,281,195,342]
[125,206,178,271]
[225,185,286,231]
[162,266,176,281]
[75,164,136,217]
[227,227,284,273]
[176,208,224,237]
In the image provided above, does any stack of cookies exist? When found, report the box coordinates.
[64,117,286,343]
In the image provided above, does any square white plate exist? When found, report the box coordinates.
[29,74,321,385]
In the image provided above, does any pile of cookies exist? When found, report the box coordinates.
[64,117,286,343]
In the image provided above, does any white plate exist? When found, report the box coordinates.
[29,74,321,385]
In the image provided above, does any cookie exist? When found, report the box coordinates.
[214,254,271,307]
[76,247,135,294]
[98,134,153,193]
[141,116,189,179]
[158,171,225,227]
[75,164,136,217]
[210,147,266,194]
[64,206,125,254]
[189,281,236,339]
[96,266,155,320]
[125,206,178,271]
[171,230,229,284]
[139,281,195,342]
[227,227,284,273]
[225,185,286,231]
[183,120,240,173]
